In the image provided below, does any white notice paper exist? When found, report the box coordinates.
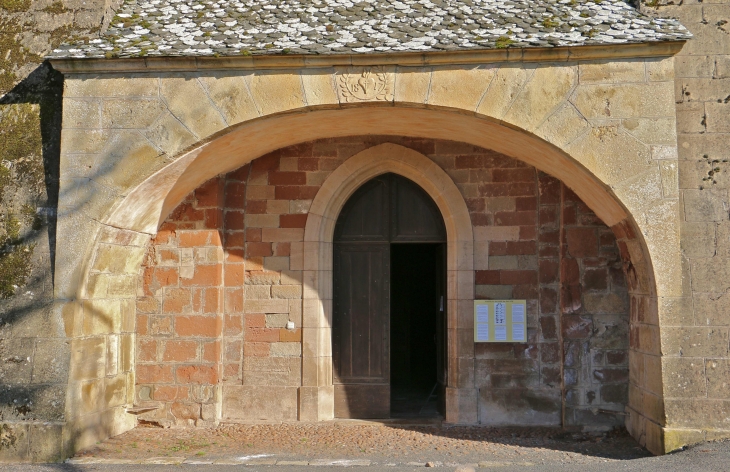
[476,323,490,342]
[512,303,525,323]
[494,326,507,341]
[476,304,489,323]
[512,323,525,341]
[494,302,507,325]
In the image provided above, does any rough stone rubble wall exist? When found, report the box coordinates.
[645,0,730,448]
[136,136,630,429]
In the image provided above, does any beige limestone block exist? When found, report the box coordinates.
[247,71,306,116]
[101,99,166,129]
[244,285,271,300]
[61,129,110,156]
[477,65,533,120]
[199,74,260,125]
[270,342,301,357]
[503,64,577,132]
[335,66,395,103]
[427,65,495,111]
[105,374,128,408]
[143,111,197,157]
[474,226,520,242]
[583,292,628,314]
[683,189,729,222]
[160,77,228,139]
[662,357,707,398]
[70,337,106,381]
[676,102,706,135]
[245,299,289,314]
[301,69,339,107]
[660,161,679,198]
[62,99,101,129]
[663,429,707,454]
[92,244,146,275]
[641,199,682,297]
[65,75,159,98]
[658,297,694,327]
[394,66,431,104]
[611,168,664,215]
[661,327,729,358]
[622,118,677,146]
[705,359,730,399]
[534,103,589,148]
[706,102,730,133]
[82,299,121,335]
[571,82,675,119]
[566,124,652,186]
[272,285,302,299]
[222,385,298,421]
[579,59,646,84]
[93,130,167,194]
[681,222,716,259]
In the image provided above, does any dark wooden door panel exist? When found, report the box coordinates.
[333,244,390,384]
[334,384,390,419]
[391,177,446,242]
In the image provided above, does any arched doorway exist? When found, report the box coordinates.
[332,173,447,419]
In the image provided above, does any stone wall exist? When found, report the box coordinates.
[643,0,730,449]
[135,136,630,430]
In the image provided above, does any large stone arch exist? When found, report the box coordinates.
[58,57,679,455]
[298,142,475,422]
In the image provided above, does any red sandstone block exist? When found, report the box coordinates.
[274,242,291,257]
[281,142,313,157]
[244,314,266,328]
[162,288,191,314]
[487,182,535,197]
[470,213,490,226]
[539,229,559,245]
[225,232,245,248]
[269,171,307,186]
[538,175,561,204]
[179,230,218,247]
[181,264,222,287]
[153,385,189,402]
[137,314,149,335]
[246,228,262,242]
[227,164,250,182]
[170,203,205,223]
[204,209,222,229]
[539,316,557,340]
[563,314,592,339]
[500,270,537,285]
[280,214,308,228]
[539,246,559,258]
[540,342,560,363]
[225,315,243,336]
[465,198,486,212]
[159,249,179,264]
[475,270,500,285]
[224,363,240,379]
[516,197,537,211]
[225,211,245,230]
[163,340,198,362]
[246,242,273,257]
[539,287,558,315]
[225,248,245,263]
[583,268,608,290]
[244,342,270,357]
[203,288,220,313]
[566,227,598,258]
[247,200,267,214]
[519,226,537,240]
[494,211,536,226]
[203,341,220,362]
[251,151,280,172]
[561,258,580,285]
[246,327,280,342]
[175,315,222,338]
[539,207,558,226]
[606,350,627,365]
[561,204,577,225]
[195,179,222,207]
[492,168,535,182]
[138,339,157,362]
[137,365,174,383]
[225,264,244,287]
[176,365,218,385]
[298,158,319,171]
[225,340,243,362]
[539,259,559,284]
[224,181,247,208]
[153,226,176,245]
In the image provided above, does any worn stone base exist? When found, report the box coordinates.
[663,428,730,454]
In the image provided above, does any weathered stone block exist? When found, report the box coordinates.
[222,386,298,421]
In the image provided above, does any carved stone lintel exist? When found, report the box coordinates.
[337,66,394,102]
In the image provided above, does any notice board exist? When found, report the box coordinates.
[474,300,527,343]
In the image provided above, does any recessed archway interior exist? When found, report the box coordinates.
[332,173,448,419]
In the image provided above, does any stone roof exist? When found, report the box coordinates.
[48,0,691,59]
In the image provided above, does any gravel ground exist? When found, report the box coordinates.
[71,421,649,466]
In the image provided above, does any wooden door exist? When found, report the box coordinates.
[333,173,446,419]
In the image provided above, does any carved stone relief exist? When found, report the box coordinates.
[337,66,394,102]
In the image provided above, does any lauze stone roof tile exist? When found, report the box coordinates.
[49,0,691,59]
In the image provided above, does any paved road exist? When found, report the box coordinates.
[1,439,729,472]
